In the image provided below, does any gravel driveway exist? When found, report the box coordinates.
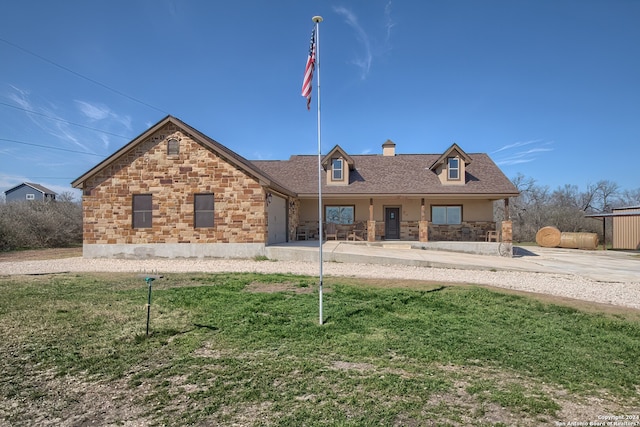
[2,254,640,310]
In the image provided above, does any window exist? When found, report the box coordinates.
[325,205,354,224]
[447,157,460,180]
[431,206,461,225]
[332,158,343,181]
[132,194,153,228]
[194,193,215,228]
[26,193,35,200]
[167,138,179,155]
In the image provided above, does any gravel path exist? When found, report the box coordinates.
[2,257,640,310]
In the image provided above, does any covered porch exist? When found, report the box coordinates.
[289,195,513,243]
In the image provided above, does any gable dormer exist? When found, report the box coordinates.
[321,145,354,186]
[429,143,472,186]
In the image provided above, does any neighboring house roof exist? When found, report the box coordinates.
[71,115,295,197]
[253,153,518,197]
[4,182,57,196]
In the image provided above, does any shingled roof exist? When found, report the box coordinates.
[252,153,518,197]
[71,115,517,199]
[4,182,57,196]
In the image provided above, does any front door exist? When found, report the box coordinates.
[385,207,400,240]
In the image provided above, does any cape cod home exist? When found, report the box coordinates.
[71,115,519,258]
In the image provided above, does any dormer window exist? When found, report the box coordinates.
[332,158,343,181]
[322,145,353,186]
[447,157,459,180]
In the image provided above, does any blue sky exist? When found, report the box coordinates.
[1,0,639,199]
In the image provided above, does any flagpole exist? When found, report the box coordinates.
[312,15,324,326]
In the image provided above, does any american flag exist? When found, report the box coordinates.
[301,27,316,110]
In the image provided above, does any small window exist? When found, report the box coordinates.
[432,206,461,225]
[194,193,215,228]
[325,205,354,224]
[132,194,153,228]
[26,193,35,200]
[332,158,343,181]
[167,138,179,155]
[447,157,459,180]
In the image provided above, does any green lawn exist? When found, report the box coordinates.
[1,272,639,426]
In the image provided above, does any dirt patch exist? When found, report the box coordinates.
[0,247,82,262]
[244,281,316,294]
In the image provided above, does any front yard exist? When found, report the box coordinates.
[1,272,639,426]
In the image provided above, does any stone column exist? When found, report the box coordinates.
[501,220,513,243]
[368,198,375,242]
[419,198,428,242]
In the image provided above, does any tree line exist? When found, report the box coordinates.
[0,192,82,251]
[1,175,639,251]
[498,174,640,243]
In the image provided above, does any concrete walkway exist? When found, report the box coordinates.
[266,241,640,283]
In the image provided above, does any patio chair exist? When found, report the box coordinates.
[325,222,338,240]
[461,227,471,241]
[296,226,308,241]
[347,221,366,241]
[486,230,498,242]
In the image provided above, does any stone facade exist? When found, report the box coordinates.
[81,123,267,245]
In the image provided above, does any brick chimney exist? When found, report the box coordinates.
[382,139,396,156]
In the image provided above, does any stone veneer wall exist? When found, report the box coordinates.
[81,123,267,246]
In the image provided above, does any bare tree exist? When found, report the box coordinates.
[0,197,82,251]
[619,188,640,208]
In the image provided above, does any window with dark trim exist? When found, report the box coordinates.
[167,138,179,155]
[194,193,215,228]
[325,205,354,224]
[431,205,461,225]
[132,194,153,228]
[332,158,343,181]
[447,157,460,180]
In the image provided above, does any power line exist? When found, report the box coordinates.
[21,177,77,180]
[0,102,132,139]
[0,138,106,157]
[0,37,169,115]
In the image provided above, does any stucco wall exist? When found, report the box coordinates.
[81,123,267,245]
[298,197,495,223]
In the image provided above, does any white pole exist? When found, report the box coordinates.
[312,15,324,325]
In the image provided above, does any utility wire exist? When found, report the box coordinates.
[0,102,132,139]
[0,37,169,115]
[0,138,106,157]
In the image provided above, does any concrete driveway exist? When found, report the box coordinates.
[266,241,640,283]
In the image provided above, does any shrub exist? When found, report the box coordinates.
[0,196,82,251]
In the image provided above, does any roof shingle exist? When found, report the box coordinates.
[252,153,518,197]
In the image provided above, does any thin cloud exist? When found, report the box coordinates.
[334,6,373,80]
[8,88,88,151]
[492,139,541,154]
[76,100,110,121]
[497,157,537,166]
[74,100,132,149]
[6,86,131,154]
[493,140,554,166]
[75,100,132,130]
[384,1,396,46]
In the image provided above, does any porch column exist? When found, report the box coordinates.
[504,197,511,220]
[367,198,376,242]
[419,197,428,242]
[501,220,512,243]
[502,197,512,246]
